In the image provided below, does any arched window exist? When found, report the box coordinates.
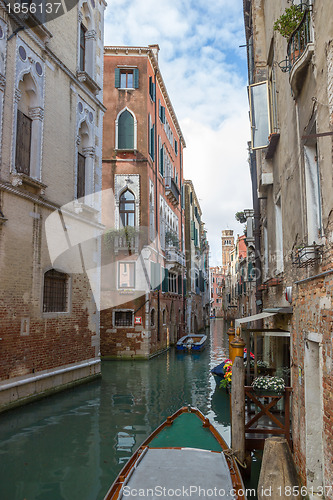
[119,189,135,227]
[16,73,38,177]
[43,269,68,313]
[118,110,134,150]
[162,309,166,325]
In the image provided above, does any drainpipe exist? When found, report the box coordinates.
[249,146,262,314]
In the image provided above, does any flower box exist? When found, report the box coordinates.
[252,376,285,395]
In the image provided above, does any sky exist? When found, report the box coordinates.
[104,0,252,266]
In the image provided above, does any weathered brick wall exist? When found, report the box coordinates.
[290,218,333,488]
[100,291,184,358]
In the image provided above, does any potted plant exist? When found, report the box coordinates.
[273,5,304,40]
[252,376,285,396]
[219,359,233,391]
[165,230,179,249]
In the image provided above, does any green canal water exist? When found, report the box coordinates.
[0,320,261,500]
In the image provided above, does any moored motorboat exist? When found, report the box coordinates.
[103,406,246,499]
[176,334,207,352]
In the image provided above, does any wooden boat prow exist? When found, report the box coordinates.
[104,406,246,499]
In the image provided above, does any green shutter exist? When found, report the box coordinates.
[118,110,134,149]
[153,82,156,102]
[162,106,165,123]
[177,275,182,295]
[183,278,187,296]
[159,142,164,176]
[190,221,195,240]
[175,139,178,155]
[162,268,169,292]
[115,68,120,88]
[134,68,139,88]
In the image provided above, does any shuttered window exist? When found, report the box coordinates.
[16,110,32,175]
[190,221,195,240]
[159,137,164,176]
[118,110,134,149]
[77,153,85,199]
[149,116,155,160]
[151,262,161,290]
[162,268,168,293]
[115,68,139,89]
[149,76,156,102]
[80,23,86,71]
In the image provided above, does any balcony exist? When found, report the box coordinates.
[278,7,314,97]
[165,177,180,205]
[165,245,185,271]
[76,71,101,96]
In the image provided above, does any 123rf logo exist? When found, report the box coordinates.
[3,0,79,27]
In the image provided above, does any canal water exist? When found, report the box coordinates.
[0,320,260,500]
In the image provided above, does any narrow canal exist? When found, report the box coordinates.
[0,320,260,500]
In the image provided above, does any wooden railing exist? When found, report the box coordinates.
[244,386,292,451]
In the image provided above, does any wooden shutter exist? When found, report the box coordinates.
[16,110,31,175]
[115,68,120,88]
[133,68,139,88]
[190,221,195,240]
[162,268,168,293]
[77,153,85,199]
[159,140,164,176]
[177,274,182,295]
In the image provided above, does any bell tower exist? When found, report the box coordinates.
[221,230,234,270]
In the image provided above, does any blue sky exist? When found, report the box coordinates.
[104,0,252,266]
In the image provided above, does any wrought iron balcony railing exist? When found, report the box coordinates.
[278,5,312,73]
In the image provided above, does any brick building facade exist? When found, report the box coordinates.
[101,45,186,358]
[244,0,333,493]
[0,1,106,411]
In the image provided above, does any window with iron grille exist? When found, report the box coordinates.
[43,269,68,313]
[114,310,133,327]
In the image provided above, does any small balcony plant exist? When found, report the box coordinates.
[273,4,304,40]
[165,230,179,249]
[252,375,285,395]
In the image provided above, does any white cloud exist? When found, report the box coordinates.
[104,0,252,265]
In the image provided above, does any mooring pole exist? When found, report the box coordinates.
[231,333,246,465]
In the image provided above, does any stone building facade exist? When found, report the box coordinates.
[209,266,224,318]
[0,2,106,411]
[101,45,186,358]
[244,0,333,493]
[184,180,210,332]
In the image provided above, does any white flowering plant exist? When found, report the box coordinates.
[252,376,285,394]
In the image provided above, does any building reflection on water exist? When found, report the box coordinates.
[0,320,231,500]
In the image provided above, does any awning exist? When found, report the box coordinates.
[263,307,293,314]
[235,311,277,327]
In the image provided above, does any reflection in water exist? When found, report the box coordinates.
[0,320,232,500]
